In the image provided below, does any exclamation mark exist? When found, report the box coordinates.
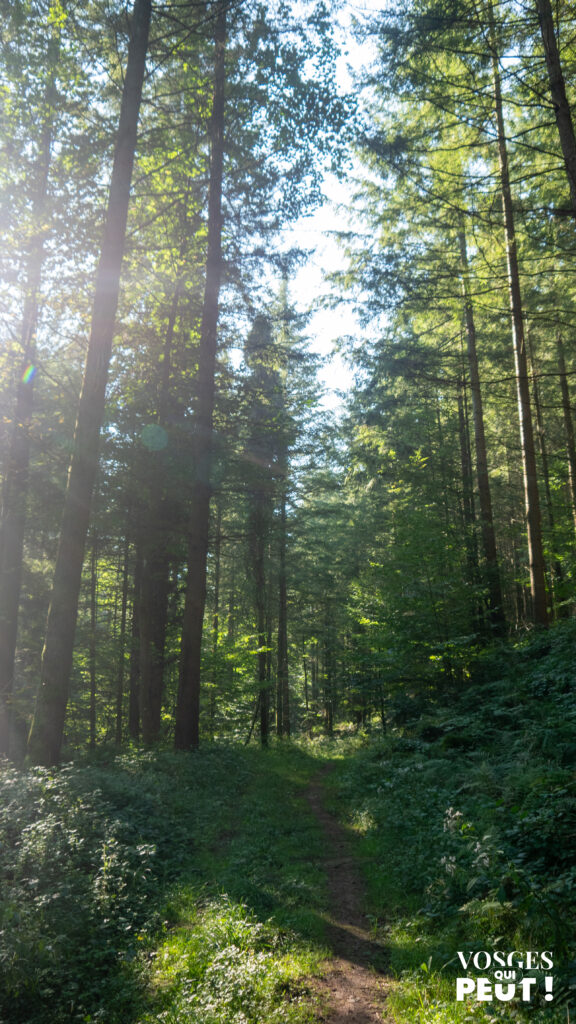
[544,976,553,1001]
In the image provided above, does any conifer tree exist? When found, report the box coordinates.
[28,0,152,765]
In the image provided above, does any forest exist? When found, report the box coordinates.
[1,0,576,1020]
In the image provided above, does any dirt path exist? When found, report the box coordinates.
[305,767,393,1023]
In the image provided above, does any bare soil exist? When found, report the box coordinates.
[305,767,393,1024]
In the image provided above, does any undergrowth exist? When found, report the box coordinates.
[3,621,576,1024]
[0,744,327,1024]
[327,619,576,1023]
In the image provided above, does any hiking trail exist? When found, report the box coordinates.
[305,767,393,1023]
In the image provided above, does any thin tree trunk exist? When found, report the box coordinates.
[27,0,152,765]
[254,516,269,747]
[0,29,59,757]
[266,612,273,724]
[139,280,181,743]
[303,655,309,731]
[128,543,143,742]
[175,0,226,751]
[458,225,506,632]
[311,641,319,704]
[490,27,549,626]
[556,333,576,529]
[506,450,529,626]
[139,546,169,745]
[0,279,42,758]
[324,641,333,737]
[457,383,475,531]
[535,0,576,218]
[115,538,130,747]
[277,492,289,737]
[89,531,98,750]
[209,505,222,741]
[227,554,235,643]
[244,694,260,745]
[457,382,482,629]
[527,332,563,610]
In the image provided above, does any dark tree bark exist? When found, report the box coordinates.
[128,543,143,742]
[527,333,564,610]
[89,531,98,750]
[115,538,130,747]
[490,26,549,626]
[139,541,170,745]
[536,0,576,219]
[175,1,226,751]
[27,0,152,765]
[276,492,290,737]
[209,505,222,741]
[139,279,182,744]
[262,608,272,746]
[249,497,269,747]
[458,225,506,632]
[456,383,483,629]
[323,627,334,737]
[0,28,59,757]
[311,642,319,704]
[303,655,310,732]
[457,383,475,531]
[556,333,576,530]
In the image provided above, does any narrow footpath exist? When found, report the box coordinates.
[305,768,393,1023]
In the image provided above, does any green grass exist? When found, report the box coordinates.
[326,738,574,1023]
[4,624,576,1024]
[0,743,329,1024]
[323,623,576,1023]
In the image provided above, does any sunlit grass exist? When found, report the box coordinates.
[141,895,322,1024]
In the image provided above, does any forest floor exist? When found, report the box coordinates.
[4,630,576,1024]
[305,766,392,1023]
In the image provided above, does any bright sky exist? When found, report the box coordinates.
[288,182,359,410]
[287,0,380,411]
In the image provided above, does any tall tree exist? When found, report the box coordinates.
[0,7,60,756]
[175,0,226,751]
[488,7,549,625]
[535,0,576,218]
[458,222,506,632]
[27,0,152,765]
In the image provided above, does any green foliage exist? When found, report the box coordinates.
[0,744,327,1024]
[326,620,576,1022]
[143,896,318,1024]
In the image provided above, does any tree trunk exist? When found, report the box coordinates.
[128,543,143,742]
[89,531,98,750]
[0,277,42,758]
[139,280,181,743]
[311,641,319,704]
[27,0,152,765]
[139,544,169,745]
[276,492,290,737]
[458,225,506,632]
[535,0,576,218]
[175,0,226,751]
[0,28,59,757]
[527,332,563,611]
[209,505,222,741]
[556,333,576,530]
[253,504,269,747]
[490,26,549,626]
[457,382,482,628]
[303,655,310,733]
[115,538,130,747]
[265,613,273,741]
